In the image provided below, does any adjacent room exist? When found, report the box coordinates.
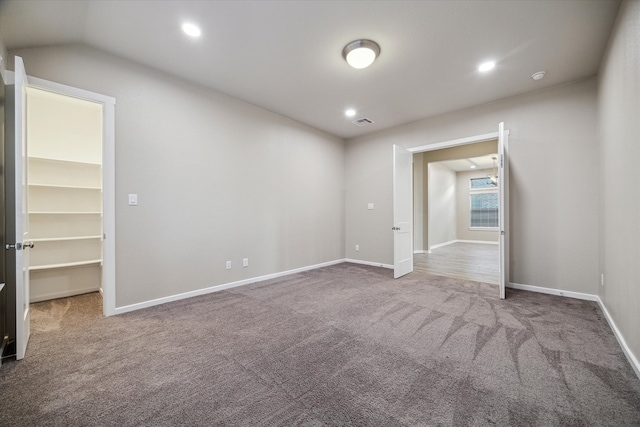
[0,1,639,425]
[413,141,501,285]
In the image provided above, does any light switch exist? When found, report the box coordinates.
[368,203,374,210]
[128,194,138,206]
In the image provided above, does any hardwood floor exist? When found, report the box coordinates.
[414,242,499,284]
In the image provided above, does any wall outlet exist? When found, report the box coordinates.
[601,273,605,287]
[243,258,249,267]
[355,244,360,251]
[226,261,232,270]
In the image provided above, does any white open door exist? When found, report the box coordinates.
[10,57,32,359]
[393,145,413,278]
[498,122,509,299]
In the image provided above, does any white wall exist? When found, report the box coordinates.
[598,0,640,370]
[456,169,499,243]
[346,78,599,294]
[427,163,456,248]
[413,152,424,251]
[11,44,345,308]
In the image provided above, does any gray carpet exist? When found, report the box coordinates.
[1,263,639,426]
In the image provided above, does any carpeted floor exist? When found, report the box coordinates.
[1,263,639,426]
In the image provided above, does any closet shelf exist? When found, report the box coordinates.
[30,235,102,243]
[29,183,102,190]
[29,156,101,166]
[30,259,102,271]
[29,211,102,215]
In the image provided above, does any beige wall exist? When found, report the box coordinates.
[11,44,345,308]
[427,162,456,248]
[598,0,640,369]
[455,169,499,243]
[346,78,599,294]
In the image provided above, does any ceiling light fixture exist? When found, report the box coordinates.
[182,23,202,38]
[342,39,380,69]
[478,61,496,72]
[531,71,546,81]
[488,157,498,185]
[345,109,356,117]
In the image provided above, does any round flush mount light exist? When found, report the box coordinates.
[345,109,356,117]
[531,71,546,81]
[182,22,202,38]
[478,61,496,72]
[343,39,381,69]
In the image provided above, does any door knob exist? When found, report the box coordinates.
[6,242,34,250]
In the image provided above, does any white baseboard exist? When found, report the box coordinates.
[428,239,498,252]
[507,282,598,301]
[344,258,394,269]
[30,287,100,303]
[508,281,639,380]
[596,297,640,380]
[113,259,345,315]
[455,239,499,245]
[429,240,457,251]
[413,250,429,254]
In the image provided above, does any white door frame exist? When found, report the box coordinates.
[9,73,117,317]
[407,129,509,296]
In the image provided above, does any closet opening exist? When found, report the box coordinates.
[27,87,104,306]
[6,57,115,360]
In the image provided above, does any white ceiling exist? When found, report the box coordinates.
[0,0,621,139]
[437,155,498,173]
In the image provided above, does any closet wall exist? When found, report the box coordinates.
[27,87,103,302]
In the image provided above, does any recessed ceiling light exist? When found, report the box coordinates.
[182,23,202,38]
[343,39,380,69]
[531,71,546,81]
[478,61,496,72]
[470,165,477,169]
[345,109,356,117]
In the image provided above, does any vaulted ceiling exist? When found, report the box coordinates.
[0,0,621,139]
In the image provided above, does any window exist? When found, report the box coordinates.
[470,193,499,228]
[469,176,498,229]
[470,177,497,189]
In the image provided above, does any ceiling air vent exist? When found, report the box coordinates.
[352,117,374,127]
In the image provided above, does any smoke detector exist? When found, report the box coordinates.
[531,71,546,81]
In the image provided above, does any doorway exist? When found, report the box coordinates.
[393,125,509,298]
[414,145,500,285]
[6,57,115,359]
[27,87,104,303]
[23,74,116,318]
